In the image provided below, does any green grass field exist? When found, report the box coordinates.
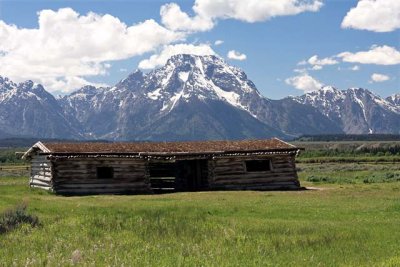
[0,160,400,266]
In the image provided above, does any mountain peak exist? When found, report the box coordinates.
[320,85,339,92]
[387,93,400,106]
[0,75,17,91]
[135,53,260,115]
[168,53,220,62]
[116,69,144,90]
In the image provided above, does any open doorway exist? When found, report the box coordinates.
[148,160,208,192]
[176,160,208,191]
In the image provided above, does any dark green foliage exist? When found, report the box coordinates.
[0,202,40,234]
[0,148,26,164]
[363,173,400,184]
[295,134,400,142]
[306,175,354,184]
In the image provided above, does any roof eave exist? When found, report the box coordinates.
[21,141,51,160]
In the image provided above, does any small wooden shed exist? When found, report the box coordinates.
[22,138,301,195]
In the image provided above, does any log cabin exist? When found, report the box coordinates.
[22,138,301,195]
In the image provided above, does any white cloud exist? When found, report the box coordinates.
[214,40,224,46]
[297,55,338,70]
[337,45,400,65]
[0,8,184,93]
[297,60,308,66]
[371,73,390,82]
[307,55,338,66]
[160,0,323,32]
[285,73,324,92]
[193,0,323,23]
[138,43,216,69]
[350,65,360,71]
[293,68,307,74]
[341,0,400,32]
[311,65,323,70]
[160,3,214,32]
[119,68,128,72]
[227,50,247,61]
[42,76,109,94]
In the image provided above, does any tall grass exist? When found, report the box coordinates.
[0,175,399,266]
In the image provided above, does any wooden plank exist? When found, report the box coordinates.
[212,176,297,185]
[54,172,146,178]
[54,182,149,189]
[31,175,52,182]
[210,183,299,190]
[213,166,245,172]
[54,177,147,184]
[31,171,51,177]
[30,179,51,187]
[54,166,146,172]
[31,168,51,174]
[31,184,52,191]
[31,158,49,162]
[214,172,296,181]
[54,187,151,194]
[31,161,50,165]
[55,173,146,179]
[54,160,146,166]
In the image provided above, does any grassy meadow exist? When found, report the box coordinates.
[0,142,400,266]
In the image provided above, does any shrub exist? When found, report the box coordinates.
[0,202,40,234]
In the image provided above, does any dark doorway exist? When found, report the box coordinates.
[176,160,208,191]
[148,160,208,192]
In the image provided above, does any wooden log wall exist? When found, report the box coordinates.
[51,158,150,195]
[208,155,300,190]
[30,155,53,191]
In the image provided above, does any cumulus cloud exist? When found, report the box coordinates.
[193,0,323,23]
[160,0,323,32]
[293,68,307,74]
[138,43,216,69]
[296,55,338,70]
[311,65,323,70]
[308,55,338,66]
[297,60,308,66]
[0,8,184,93]
[214,40,224,46]
[371,73,390,82]
[285,73,324,92]
[160,3,214,32]
[341,0,400,32]
[227,50,247,61]
[337,45,400,65]
[350,65,360,71]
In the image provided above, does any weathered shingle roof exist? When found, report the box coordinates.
[33,138,297,155]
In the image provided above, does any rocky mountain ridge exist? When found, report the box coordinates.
[292,86,400,134]
[0,54,398,140]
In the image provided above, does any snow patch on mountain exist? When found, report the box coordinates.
[178,71,190,83]
[147,88,162,100]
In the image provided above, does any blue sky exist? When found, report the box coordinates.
[0,0,399,99]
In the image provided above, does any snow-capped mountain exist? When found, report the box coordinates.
[387,94,400,108]
[60,54,341,140]
[293,86,400,134]
[60,54,285,140]
[0,54,398,140]
[0,76,81,139]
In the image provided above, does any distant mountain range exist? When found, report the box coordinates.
[0,54,399,140]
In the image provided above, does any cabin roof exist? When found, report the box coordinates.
[22,138,299,159]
